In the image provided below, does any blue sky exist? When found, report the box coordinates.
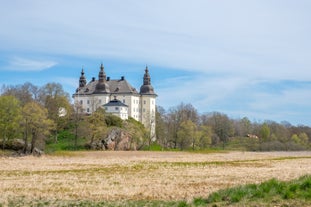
[0,0,311,126]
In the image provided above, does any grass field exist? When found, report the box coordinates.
[1,151,311,206]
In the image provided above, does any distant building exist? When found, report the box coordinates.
[103,97,128,120]
[72,64,157,139]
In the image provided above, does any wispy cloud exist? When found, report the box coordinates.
[56,77,78,89]
[1,1,310,81]
[6,57,57,71]
[156,74,311,125]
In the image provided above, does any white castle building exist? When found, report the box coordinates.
[73,64,157,139]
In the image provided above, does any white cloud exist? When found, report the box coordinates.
[6,57,57,71]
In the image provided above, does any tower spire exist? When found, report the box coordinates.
[140,65,154,94]
[98,63,106,83]
[143,65,151,85]
[79,67,87,88]
[94,63,110,94]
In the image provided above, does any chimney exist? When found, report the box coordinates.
[121,76,125,80]
[107,77,110,81]
[92,77,95,82]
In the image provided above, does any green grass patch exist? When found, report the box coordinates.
[45,130,86,153]
[203,174,311,206]
[141,142,164,151]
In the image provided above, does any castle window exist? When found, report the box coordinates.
[144,100,146,104]
[87,108,89,113]
[123,99,125,103]
[80,100,83,105]
[115,107,119,110]
[87,100,90,104]
[99,99,102,104]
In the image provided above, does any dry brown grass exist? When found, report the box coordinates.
[1,151,311,203]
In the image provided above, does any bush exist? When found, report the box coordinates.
[258,141,307,151]
[105,114,123,128]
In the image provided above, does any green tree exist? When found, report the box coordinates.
[125,117,149,150]
[71,101,84,150]
[234,117,252,137]
[155,106,167,149]
[291,134,300,144]
[260,123,270,142]
[177,120,197,150]
[0,95,22,149]
[38,83,71,142]
[22,102,55,153]
[1,82,39,106]
[38,83,70,103]
[167,103,199,149]
[207,112,234,149]
[198,125,212,149]
[87,108,106,147]
[268,121,290,142]
[298,132,309,145]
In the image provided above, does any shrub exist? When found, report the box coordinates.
[105,114,123,128]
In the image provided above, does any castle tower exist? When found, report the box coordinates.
[94,63,110,94]
[79,68,87,88]
[140,66,157,140]
[140,66,154,94]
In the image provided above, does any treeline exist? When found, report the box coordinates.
[0,82,149,154]
[0,82,72,154]
[156,103,311,151]
[1,82,310,154]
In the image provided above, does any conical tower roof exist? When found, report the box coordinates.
[94,63,110,94]
[140,66,155,95]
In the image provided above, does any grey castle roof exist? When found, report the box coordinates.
[103,99,128,107]
[73,65,157,97]
[75,77,139,96]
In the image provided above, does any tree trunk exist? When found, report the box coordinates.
[31,131,37,153]
[54,131,58,143]
[2,127,7,150]
[23,124,28,153]
[74,123,78,150]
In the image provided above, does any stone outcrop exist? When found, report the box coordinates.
[0,139,43,156]
[87,127,138,151]
[0,139,24,151]
[103,128,136,150]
